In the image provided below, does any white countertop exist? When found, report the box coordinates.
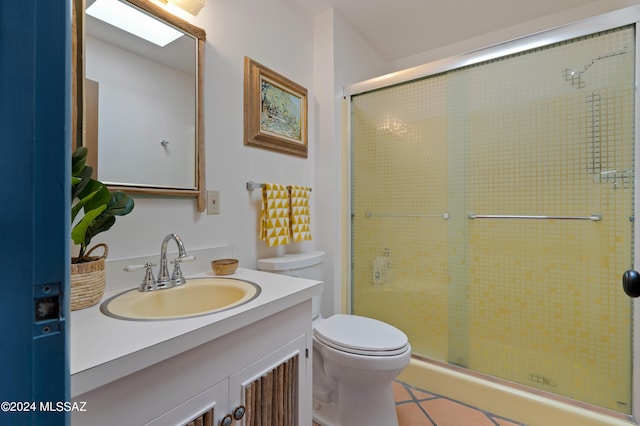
[70,268,322,397]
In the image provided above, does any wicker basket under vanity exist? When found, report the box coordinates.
[70,243,108,311]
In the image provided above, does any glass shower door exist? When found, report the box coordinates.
[351,25,635,413]
[447,27,634,412]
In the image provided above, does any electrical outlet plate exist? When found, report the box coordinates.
[207,190,220,215]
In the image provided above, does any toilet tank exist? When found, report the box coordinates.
[258,251,324,317]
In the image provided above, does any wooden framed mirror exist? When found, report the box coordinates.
[75,0,206,211]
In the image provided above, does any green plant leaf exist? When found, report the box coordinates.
[71,165,93,200]
[107,191,135,216]
[71,188,101,222]
[85,215,116,247]
[72,146,88,177]
[70,147,135,261]
[71,204,107,246]
[81,192,134,246]
[81,180,110,212]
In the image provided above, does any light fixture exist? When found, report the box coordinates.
[158,0,205,16]
[86,0,183,47]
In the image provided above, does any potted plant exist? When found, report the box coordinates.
[70,146,134,310]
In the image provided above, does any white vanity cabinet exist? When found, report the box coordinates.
[71,301,314,426]
[227,335,305,425]
[147,380,228,426]
[149,335,306,426]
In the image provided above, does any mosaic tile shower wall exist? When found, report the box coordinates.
[351,26,634,413]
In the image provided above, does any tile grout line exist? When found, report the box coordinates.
[397,381,439,425]
[396,380,526,426]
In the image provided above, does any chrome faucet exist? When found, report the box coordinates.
[124,234,195,292]
[156,233,189,289]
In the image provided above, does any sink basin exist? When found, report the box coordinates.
[100,277,261,321]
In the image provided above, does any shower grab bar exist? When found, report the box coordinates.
[365,212,449,219]
[467,213,601,221]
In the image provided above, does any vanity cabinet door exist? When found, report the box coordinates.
[146,379,228,426]
[229,335,308,426]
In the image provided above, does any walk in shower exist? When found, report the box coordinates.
[349,22,636,417]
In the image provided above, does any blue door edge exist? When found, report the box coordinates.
[0,0,72,425]
[32,0,72,424]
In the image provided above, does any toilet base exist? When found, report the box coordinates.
[312,400,338,426]
[312,381,399,426]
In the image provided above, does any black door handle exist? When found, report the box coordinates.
[622,270,640,297]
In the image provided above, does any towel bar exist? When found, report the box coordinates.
[246,181,264,191]
[246,181,312,192]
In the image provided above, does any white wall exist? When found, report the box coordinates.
[312,9,387,315]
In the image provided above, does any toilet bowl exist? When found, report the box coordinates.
[312,314,411,426]
[257,252,411,426]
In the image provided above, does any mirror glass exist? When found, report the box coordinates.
[83,0,206,210]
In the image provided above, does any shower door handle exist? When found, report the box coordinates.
[622,270,640,297]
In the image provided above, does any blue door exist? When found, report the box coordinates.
[0,1,71,425]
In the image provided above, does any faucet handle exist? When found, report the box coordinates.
[125,262,158,292]
[124,263,148,272]
[170,255,195,286]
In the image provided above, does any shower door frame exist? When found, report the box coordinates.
[344,4,640,421]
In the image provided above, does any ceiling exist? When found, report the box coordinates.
[291,0,613,62]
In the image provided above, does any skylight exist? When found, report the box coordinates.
[86,0,183,47]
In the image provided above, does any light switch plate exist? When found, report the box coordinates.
[207,190,220,215]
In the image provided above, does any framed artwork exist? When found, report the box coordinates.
[244,57,308,158]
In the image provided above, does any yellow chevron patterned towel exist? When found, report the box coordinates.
[260,183,291,247]
[289,185,312,242]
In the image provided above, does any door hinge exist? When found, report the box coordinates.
[306,348,309,358]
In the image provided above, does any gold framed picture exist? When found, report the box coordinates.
[244,57,308,158]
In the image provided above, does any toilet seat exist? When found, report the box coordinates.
[313,314,409,356]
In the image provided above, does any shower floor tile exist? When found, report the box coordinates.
[312,380,525,426]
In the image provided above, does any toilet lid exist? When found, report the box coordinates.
[313,314,409,356]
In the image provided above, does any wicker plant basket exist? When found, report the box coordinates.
[70,243,109,311]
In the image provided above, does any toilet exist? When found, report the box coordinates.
[258,251,411,426]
